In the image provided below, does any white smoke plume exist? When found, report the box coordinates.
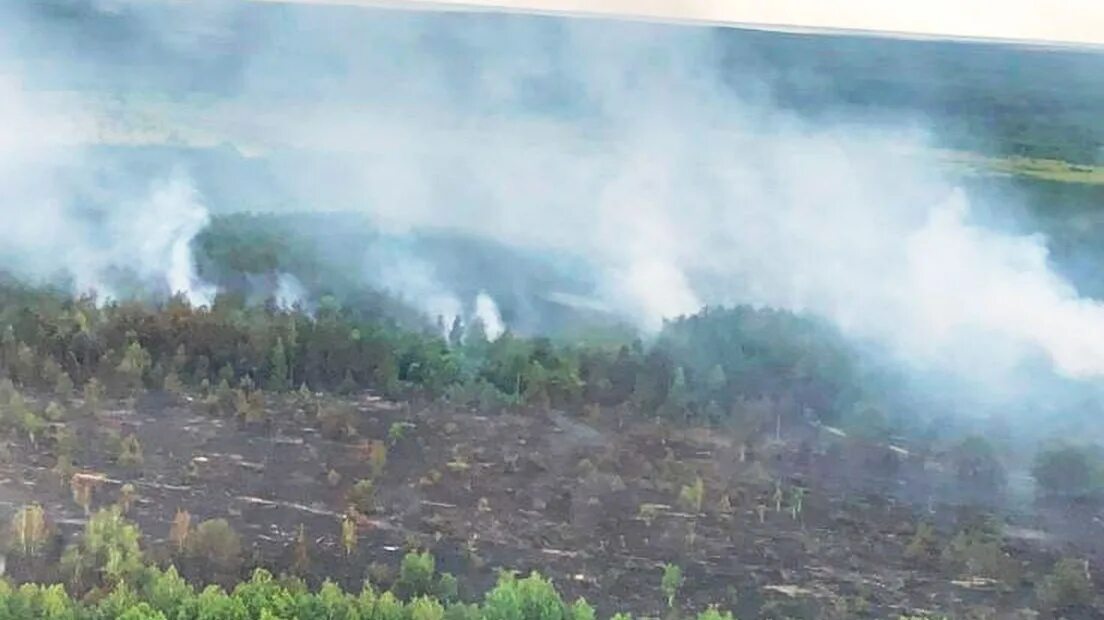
[2,2,1103,409]
[221,11,1104,392]
[0,70,216,306]
[474,291,505,341]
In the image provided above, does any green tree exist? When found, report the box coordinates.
[396,551,436,599]
[60,507,144,593]
[267,337,289,392]
[186,519,242,575]
[661,563,683,609]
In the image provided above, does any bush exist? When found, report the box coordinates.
[1036,557,1094,612]
[483,571,565,620]
[1032,443,1104,501]
[678,477,704,513]
[904,522,940,565]
[396,551,436,599]
[117,434,144,468]
[435,573,459,603]
[60,506,144,592]
[318,404,357,441]
[347,479,375,514]
[186,518,242,574]
[661,563,683,608]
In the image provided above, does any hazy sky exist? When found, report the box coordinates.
[259,0,1104,46]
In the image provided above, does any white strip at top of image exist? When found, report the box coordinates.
[250,0,1104,49]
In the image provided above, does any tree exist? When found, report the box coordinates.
[292,524,309,575]
[9,503,48,557]
[186,518,242,574]
[341,512,357,558]
[117,434,144,468]
[448,317,464,349]
[116,342,152,392]
[118,483,138,515]
[60,506,144,592]
[267,338,289,392]
[1036,557,1094,613]
[661,563,683,609]
[83,378,105,414]
[1033,443,1103,501]
[347,479,375,514]
[169,509,191,554]
[396,551,436,599]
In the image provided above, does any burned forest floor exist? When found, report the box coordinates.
[0,389,1101,620]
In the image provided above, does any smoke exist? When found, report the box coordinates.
[2,2,1104,414]
[0,44,217,306]
[224,9,1104,398]
[363,241,464,333]
[474,292,505,341]
[275,273,308,310]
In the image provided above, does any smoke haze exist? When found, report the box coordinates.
[1,1,1103,414]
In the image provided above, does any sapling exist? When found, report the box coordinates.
[341,512,358,557]
[661,563,683,609]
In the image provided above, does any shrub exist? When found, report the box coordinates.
[569,598,595,620]
[1036,557,1094,612]
[319,404,357,440]
[118,483,138,514]
[186,518,242,574]
[396,551,436,599]
[904,522,940,565]
[117,434,144,468]
[1032,443,1104,501]
[483,571,565,620]
[169,509,191,553]
[678,477,704,513]
[292,524,310,575]
[697,606,735,620]
[83,378,105,414]
[60,506,144,592]
[341,513,357,557]
[435,573,459,604]
[661,563,683,609]
[410,595,445,620]
[388,421,413,445]
[54,371,74,398]
[347,479,375,514]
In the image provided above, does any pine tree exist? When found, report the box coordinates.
[448,316,465,348]
[268,338,289,392]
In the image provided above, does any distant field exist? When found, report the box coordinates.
[941,150,1104,185]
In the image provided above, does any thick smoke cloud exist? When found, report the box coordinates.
[224,9,1104,390]
[1,1,1103,412]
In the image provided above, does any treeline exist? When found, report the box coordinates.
[0,275,875,430]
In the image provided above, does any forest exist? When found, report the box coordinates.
[0,213,1101,619]
[2,2,1104,618]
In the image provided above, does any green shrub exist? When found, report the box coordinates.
[697,606,735,620]
[661,563,684,608]
[1036,557,1094,612]
[483,571,565,620]
[347,479,375,514]
[1032,443,1104,500]
[435,573,459,603]
[60,506,144,592]
[186,518,242,574]
[396,551,436,599]
[117,434,144,468]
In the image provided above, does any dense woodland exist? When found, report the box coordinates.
[0,208,1103,619]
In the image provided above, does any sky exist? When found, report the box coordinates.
[254,0,1104,47]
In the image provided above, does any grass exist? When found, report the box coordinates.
[939,150,1104,185]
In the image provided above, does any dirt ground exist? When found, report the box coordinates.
[0,390,1101,619]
